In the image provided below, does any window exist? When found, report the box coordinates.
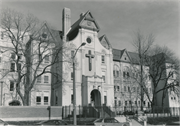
[138,101,140,105]
[135,101,137,105]
[102,76,105,82]
[129,101,131,105]
[44,96,48,105]
[127,72,129,78]
[71,72,73,80]
[144,101,146,106]
[124,86,126,92]
[114,86,116,91]
[11,53,16,60]
[101,55,105,63]
[44,76,49,83]
[37,76,41,83]
[17,63,21,71]
[36,96,41,105]
[119,101,121,106]
[123,72,126,78]
[18,54,22,60]
[104,91,107,104]
[44,55,49,63]
[114,97,117,107]
[174,97,176,100]
[128,86,130,92]
[10,63,15,72]
[0,57,1,63]
[117,86,119,91]
[104,96,107,104]
[10,81,14,91]
[125,101,127,105]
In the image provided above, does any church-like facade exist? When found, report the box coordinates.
[50,8,114,107]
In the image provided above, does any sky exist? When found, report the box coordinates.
[1,0,180,58]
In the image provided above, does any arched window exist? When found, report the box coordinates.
[113,65,120,78]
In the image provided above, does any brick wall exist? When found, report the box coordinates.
[0,106,62,121]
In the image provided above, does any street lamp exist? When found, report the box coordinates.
[73,42,86,125]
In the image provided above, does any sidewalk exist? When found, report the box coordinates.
[131,119,142,126]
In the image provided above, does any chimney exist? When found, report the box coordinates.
[62,8,71,41]
[80,13,85,18]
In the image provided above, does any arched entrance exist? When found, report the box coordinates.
[90,89,101,107]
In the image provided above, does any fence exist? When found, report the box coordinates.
[62,105,180,119]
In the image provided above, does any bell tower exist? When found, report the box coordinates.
[62,8,71,41]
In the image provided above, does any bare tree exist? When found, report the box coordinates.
[145,46,180,110]
[131,30,155,111]
[0,8,67,106]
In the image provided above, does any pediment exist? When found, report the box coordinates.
[120,49,131,62]
[79,11,100,32]
[34,23,55,42]
[99,35,112,50]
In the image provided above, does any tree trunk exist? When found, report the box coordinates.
[23,90,30,106]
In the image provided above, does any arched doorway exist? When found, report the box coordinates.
[90,89,101,107]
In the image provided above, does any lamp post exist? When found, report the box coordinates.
[73,42,86,125]
[0,81,3,106]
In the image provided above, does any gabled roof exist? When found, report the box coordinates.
[67,10,100,38]
[33,23,57,42]
[99,34,112,50]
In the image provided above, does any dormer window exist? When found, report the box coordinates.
[124,57,126,60]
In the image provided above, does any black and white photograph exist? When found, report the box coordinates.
[0,0,179,125]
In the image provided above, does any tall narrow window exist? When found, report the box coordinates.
[44,76,49,83]
[117,86,119,91]
[44,55,49,63]
[128,86,130,92]
[17,63,21,71]
[44,96,48,105]
[10,63,15,72]
[0,57,1,63]
[123,72,126,78]
[127,72,129,78]
[119,101,121,106]
[36,96,41,105]
[10,81,14,91]
[37,76,41,83]
[124,86,126,92]
[102,76,105,82]
[11,53,16,60]
[101,55,105,63]
[104,91,107,105]
[125,101,127,105]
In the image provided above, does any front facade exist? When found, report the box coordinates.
[51,8,114,107]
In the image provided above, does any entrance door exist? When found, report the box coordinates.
[90,89,101,107]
